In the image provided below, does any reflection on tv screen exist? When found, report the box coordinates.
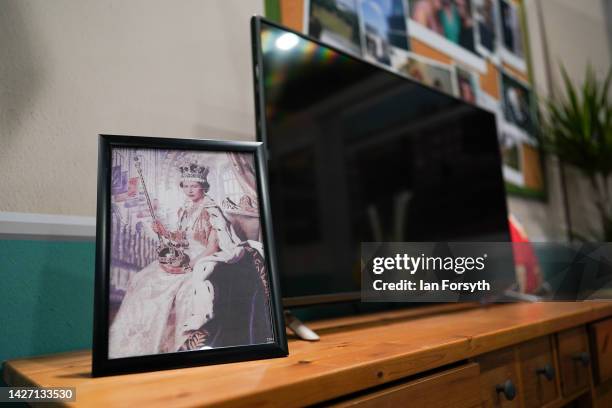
[255,21,511,301]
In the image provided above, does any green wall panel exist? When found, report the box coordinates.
[0,239,95,384]
[265,0,281,22]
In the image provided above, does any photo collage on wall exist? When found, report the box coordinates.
[301,0,542,197]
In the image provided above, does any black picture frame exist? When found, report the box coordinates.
[93,134,288,377]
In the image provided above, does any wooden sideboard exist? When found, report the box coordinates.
[4,302,612,407]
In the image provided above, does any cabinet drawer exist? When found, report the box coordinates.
[329,363,480,408]
[590,318,612,384]
[517,336,560,408]
[476,348,521,408]
[593,377,612,407]
[557,326,591,396]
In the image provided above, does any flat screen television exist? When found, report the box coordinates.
[251,17,511,307]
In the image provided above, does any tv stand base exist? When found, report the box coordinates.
[284,310,320,341]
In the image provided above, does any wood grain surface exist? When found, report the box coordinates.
[328,363,481,408]
[557,326,591,396]
[517,335,559,407]
[475,347,521,408]
[589,317,612,384]
[4,302,612,408]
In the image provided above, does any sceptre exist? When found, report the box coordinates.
[134,156,190,268]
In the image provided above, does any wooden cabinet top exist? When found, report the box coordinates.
[4,302,612,408]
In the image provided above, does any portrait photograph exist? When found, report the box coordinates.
[455,65,479,104]
[498,0,526,69]
[473,0,498,58]
[499,131,524,187]
[408,0,476,53]
[93,135,287,376]
[501,71,534,136]
[358,0,410,66]
[398,53,457,96]
[308,0,362,56]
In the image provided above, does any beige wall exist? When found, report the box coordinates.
[539,0,610,82]
[506,0,611,241]
[2,0,610,240]
[0,0,263,217]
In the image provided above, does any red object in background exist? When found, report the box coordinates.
[509,215,542,294]
[128,177,139,197]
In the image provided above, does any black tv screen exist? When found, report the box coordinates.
[251,17,511,306]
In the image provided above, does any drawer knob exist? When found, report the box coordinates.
[536,363,555,381]
[572,352,590,367]
[496,380,516,401]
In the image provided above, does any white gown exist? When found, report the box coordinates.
[108,196,248,359]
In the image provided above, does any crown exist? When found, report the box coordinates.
[179,162,209,183]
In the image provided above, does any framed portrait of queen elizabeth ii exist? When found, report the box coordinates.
[92,134,288,376]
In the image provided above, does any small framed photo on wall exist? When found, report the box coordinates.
[93,134,288,376]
